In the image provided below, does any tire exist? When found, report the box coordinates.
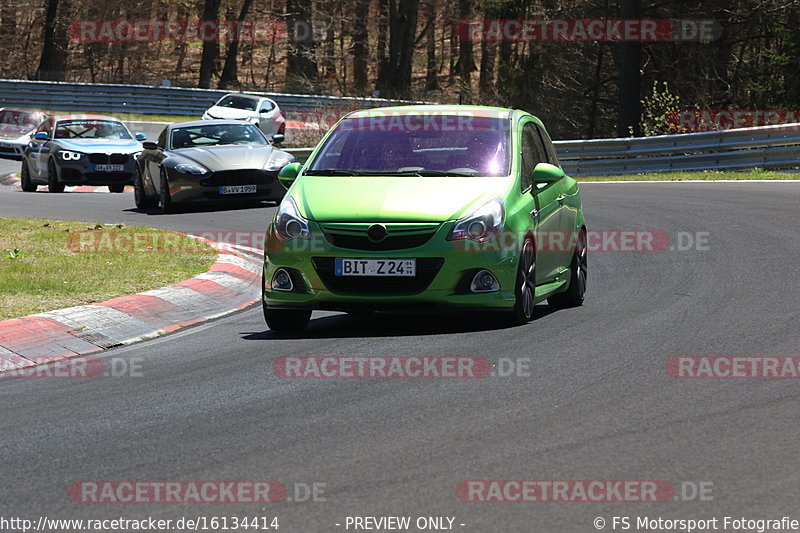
[134,167,158,209]
[47,158,65,193]
[510,236,536,325]
[108,184,125,193]
[159,168,176,213]
[547,228,587,309]
[263,300,311,333]
[20,160,37,192]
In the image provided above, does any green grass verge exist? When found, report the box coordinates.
[0,218,217,320]
[577,170,800,181]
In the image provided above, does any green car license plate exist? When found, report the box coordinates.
[335,258,416,277]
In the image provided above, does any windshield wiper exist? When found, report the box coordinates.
[381,169,476,177]
[303,169,366,176]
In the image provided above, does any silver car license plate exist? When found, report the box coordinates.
[219,185,257,194]
[335,258,416,277]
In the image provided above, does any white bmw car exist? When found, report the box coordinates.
[202,93,285,139]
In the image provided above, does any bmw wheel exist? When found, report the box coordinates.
[108,184,125,193]
[548,227,587,309]
[511,236,536,324]
[47,158,65,193]
[20,160,37,192]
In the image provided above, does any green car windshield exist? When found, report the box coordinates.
[305,115,511,177]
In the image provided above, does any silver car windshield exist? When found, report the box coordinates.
[171,124,268,149]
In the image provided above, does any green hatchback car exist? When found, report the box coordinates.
[262,105,586,332]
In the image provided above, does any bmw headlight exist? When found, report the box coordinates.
[265,155,293,171]
[275,196,311,241]
[59,150,83,161]
[447,198,505,242]
[175,163,210,176]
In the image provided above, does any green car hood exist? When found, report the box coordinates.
[291,175,511,222]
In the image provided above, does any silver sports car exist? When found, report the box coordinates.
[135,120,294,213]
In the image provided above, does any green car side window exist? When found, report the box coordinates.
[520,122,546,192]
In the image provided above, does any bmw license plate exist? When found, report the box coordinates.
[219,184,257,194]
[335,258,416,277]
[95,164,125,172]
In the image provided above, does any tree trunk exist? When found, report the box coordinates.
[479,39,496,97]
[35,0,71,81]
[395,0,419,95]
[455,0,474,102]
[1,2,17,72]
[375,0,388,92]
[198,0,221,89]
[219,0,255,89]
[285,0,318,92]
[424,0,438,91]
[353,0,370,92]
[377,0,419,97]
[615,0,642,136]
[587,43,605,139]
[319,0,336,79]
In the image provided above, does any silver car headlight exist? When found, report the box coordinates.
[175,163,210,176]
[59,150,83,161]
[265,156,293,171]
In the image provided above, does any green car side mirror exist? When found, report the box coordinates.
[532,162,565,186]
[278,162,303,189]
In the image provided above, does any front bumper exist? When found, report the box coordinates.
[0,139,26,160]
[57,158,137,185]
[262,220,522,311]
[168,168,284,204]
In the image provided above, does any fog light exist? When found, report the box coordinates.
[470,270,499,292]
[272,268,294,291]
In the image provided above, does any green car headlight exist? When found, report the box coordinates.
[275,197,312,241]
[447,198,505,242]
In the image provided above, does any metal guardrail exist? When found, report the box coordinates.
[290,124,800,175]
[555,123,800,175]
[0,79,420,116]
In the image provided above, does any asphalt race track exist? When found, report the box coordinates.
[1,182,799,531]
